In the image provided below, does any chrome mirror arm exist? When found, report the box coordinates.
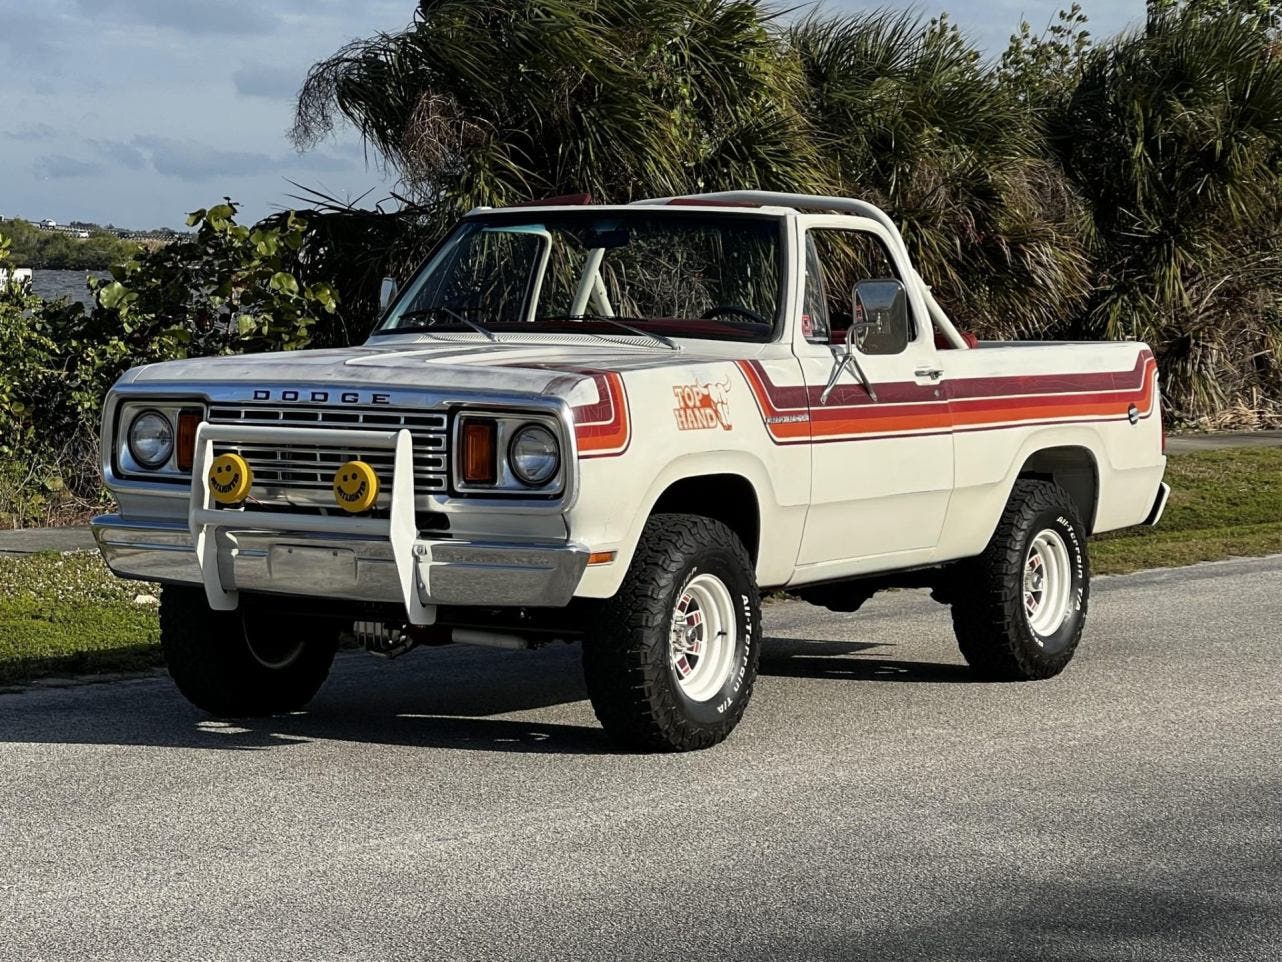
[820,316,879,406]
[820,349,852,405]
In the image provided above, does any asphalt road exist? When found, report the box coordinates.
[1,557,1279,961]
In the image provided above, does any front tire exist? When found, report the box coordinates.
[159,587,339,716]
[583,514,761,751]
[950,480,1090,680]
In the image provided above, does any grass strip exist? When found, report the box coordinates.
[0,551,161,686]
[1093,447,1282,574]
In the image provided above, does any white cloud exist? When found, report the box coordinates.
[70,0,277,36]
[90,139,150,170]
[131,135,277,181]
[2,123,61,141]
[233,64,301,100]
[35,154,106,179]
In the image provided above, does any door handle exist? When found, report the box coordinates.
[915,367,944,381]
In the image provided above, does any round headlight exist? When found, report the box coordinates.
[128,410,174,469]
[508,424,560,487]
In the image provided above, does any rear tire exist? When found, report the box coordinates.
[583,514,761,752]
[950,480,1090,680]
[159,587,339,716]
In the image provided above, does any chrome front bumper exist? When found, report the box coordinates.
[92,515,589,611]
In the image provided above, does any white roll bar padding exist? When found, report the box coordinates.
[634,190,970,350]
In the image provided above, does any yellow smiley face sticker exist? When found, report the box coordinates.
[333,460,379,513]
[208,453,252,505]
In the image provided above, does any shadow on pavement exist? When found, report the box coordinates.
[0,643,616,755]
[807,870,1281,962]
[760,636,977,683]
[1,635,980,754]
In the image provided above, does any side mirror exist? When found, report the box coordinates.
[850,278,910,355]
[379,276,399,313]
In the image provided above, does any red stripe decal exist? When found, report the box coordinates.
[736,352,1158,444]
[572,372,631,458]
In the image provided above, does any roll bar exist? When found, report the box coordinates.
[634,190,970,350]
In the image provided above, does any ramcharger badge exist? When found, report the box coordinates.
[673,379,732,431]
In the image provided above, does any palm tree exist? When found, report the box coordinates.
[288,0,1282,422]
[785,10,1091,339]
[1054,5,1282,419]
[292,2,1091,340]
[292,0,822,228]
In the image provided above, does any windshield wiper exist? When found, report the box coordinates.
[382,306,499,343]
[540,314,679,351]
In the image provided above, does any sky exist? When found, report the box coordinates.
[0,0,1148,231]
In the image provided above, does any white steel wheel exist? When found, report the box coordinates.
[669,572,738,702]
[951,480,1089,681]
[245,630,307,670]
[583,514,762,752]
[1024,529,1073,639]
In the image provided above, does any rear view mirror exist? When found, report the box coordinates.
[585,226,630,250]
[851,278,910,355]
[379,276,399,312]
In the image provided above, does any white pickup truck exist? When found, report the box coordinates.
[92,191,1168,751]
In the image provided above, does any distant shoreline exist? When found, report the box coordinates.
[1,217,175,271]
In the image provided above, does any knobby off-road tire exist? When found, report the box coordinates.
[950,479,1090,681]
[583,514,762,752]
[159,586,339,717]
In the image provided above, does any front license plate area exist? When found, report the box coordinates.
[268,544,358,595]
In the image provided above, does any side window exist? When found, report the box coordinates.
[808,229,915,354]
[801,234,830,343]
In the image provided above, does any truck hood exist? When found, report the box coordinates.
[122,336,712,401]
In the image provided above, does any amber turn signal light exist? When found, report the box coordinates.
[176,409,202,472]
[460,418,498,485]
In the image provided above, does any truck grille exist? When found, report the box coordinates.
[206,404,449,510]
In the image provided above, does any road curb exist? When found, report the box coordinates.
[0,527,96,557]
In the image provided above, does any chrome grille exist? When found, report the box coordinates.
[206,404,448,509]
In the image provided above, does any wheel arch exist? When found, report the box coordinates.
[650,473,761,564]
[573,450,793,599]
[1015,445,1100,533]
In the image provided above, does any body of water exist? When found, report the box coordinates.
[29,269,108,310]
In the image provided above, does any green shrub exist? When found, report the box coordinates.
[0,203,339,523]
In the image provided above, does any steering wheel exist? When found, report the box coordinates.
[701,304,768,326]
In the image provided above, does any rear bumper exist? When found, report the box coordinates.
[1142,482,1172,527]
[91,515,589,609]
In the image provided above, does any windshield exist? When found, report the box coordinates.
[375,209,783,343]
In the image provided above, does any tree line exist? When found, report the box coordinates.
[285,0,1282,425]
[0,218,147,271]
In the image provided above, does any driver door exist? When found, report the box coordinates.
[794,220,955,569]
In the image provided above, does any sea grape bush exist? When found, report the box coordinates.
[0,203,337,522]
